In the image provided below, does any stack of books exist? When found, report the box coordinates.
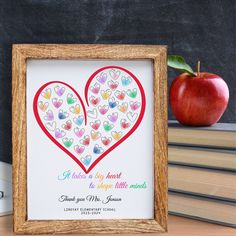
[168,120,236,227]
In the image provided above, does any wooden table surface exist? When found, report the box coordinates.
[0,215,235,236]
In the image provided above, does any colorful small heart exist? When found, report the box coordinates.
[127,88,137,98]
[109,69,121,80]
[91,130,101,141]
[44,110,54,121]
[69,104,80,114]
[52,98,63,109]
[93,144,103,154]
[101,89,111,100]
[130,101,140,111]
[98,105,109,115]
[108,80,119,90]
[58,110,68,120]
[107,112,118,123]
[111,131,122,141]
[38,101,49,111]
[63,138,73,148]
[81,155,92,166]
[73,116,84,126]
[55,128,65,139]
[108,97,118,109]
[90,83,100,94]
[90,96,100,106]
[103,121,114,131]
[121,76,132,86]
[41,88,51,99]
[67,93,77,104]
[101,136,112,146]
[74,127,85,137]
[62,120,72,131]
[90,120,101,130]
[120,119,130,129]
[118,103,128,113]
[80,135,90,146]
[97,72,107,84]
[115,91,126,100]
[54,86,65,96]
[74,145,85,155]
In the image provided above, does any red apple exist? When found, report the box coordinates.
[170,72,229,126]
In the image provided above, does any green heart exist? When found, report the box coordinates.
[67,97,76,104]
[104,123,113,131]
[63,140,73,148]
[128,90,137,98]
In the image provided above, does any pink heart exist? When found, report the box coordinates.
[130,101,141,111]
[109,69,121,80]
[98,105,109,115]
[52,98,63,108]
[74,145,85,155]
[90,83,100,94]
[33,66,145,173]
[74,128,85,138]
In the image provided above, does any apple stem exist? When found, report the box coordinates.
[197,61,201,77]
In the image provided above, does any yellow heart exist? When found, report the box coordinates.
[112,131,122,141]
[101,91,111,100]
[42,90,51,99]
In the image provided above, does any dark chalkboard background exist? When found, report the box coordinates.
[0,0,235,163]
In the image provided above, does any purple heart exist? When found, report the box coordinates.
[44,110,54,121]
[97,73,107,84]
[55,86,65,96]
[108,113,118,123]
[55,129,65,139]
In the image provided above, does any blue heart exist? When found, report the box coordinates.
[58,112,67,119]
[109,101,117,109]
[121,76,132,86]
[81,156,92,166]
[74,116,84,125]
[93,145,102,154]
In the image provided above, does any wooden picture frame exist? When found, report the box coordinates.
[12,44,167,234]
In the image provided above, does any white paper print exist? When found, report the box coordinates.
[27,60,154,220]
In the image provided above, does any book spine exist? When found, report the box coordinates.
[169,189,236,203]
[169,191,236,228]
[168,161,236,172]
[168,163,236,201]
[168,142,236,151]
[169,211,236,228]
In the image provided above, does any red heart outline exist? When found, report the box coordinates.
[33,66,146,174]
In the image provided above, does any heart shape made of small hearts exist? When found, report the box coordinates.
[33,66,146,173]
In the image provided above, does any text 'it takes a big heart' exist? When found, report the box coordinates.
[33,66,146,173]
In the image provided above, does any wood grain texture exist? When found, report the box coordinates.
[12,45,27,234]
[153,46,168,232]
[1,215,235,236]
[12,44,167,234]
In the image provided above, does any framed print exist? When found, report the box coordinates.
[12,44,167,234]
